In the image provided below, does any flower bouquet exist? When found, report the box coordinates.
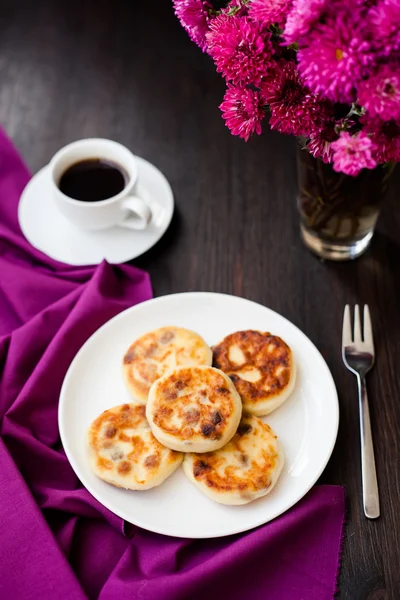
[173,0,400,259]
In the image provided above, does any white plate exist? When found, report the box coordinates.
[59,293,339,538]
[18,156,174,265]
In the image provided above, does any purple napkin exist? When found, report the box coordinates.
[0,127,345,600]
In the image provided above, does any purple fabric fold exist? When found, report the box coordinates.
[0,126,345,600]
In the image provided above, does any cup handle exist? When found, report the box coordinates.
[119,196,152,230]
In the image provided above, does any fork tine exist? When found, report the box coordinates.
[342,305,352,347]
[354,304,362,344]
[363,305,374,351]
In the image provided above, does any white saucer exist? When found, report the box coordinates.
[18,156,174,265]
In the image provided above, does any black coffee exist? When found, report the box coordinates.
[58,159,128,202]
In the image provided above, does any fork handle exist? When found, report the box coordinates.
[357,375,380,518]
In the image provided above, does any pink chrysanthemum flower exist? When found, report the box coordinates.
[307,121,339,163]
[331,131,377,176]
[358,64,400,121]
[367,0,400,57]
[220,85,265,141]
[307,117,355,163]
[207,15,273,86]
[261,61,328,136]
[173,0,210,52]
[248,0,292,28]
[284,0,328,45]
[297,10,372,103]
[361,115,400,163]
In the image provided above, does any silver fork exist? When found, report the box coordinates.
[342,305,379,519]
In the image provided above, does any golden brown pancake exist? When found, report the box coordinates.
[122,327,212,403]
[87,403,183,490]
[212,330,296,416]
[183,413,284,505]
[146,365,242,453]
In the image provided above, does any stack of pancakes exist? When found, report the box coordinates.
[88,326,296,505]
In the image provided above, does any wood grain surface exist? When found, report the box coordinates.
[1,1,399,598]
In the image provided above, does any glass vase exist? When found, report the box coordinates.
[297,143,395,261]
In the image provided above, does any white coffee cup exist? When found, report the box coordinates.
[49,138,154,231]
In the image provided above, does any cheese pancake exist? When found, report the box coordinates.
[88,403,183,490]
[146,366,242,453]
[183,414,284,505]
[212,330,296,416]
[123,327,212,403]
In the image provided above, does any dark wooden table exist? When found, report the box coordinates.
[1,1,399,598]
